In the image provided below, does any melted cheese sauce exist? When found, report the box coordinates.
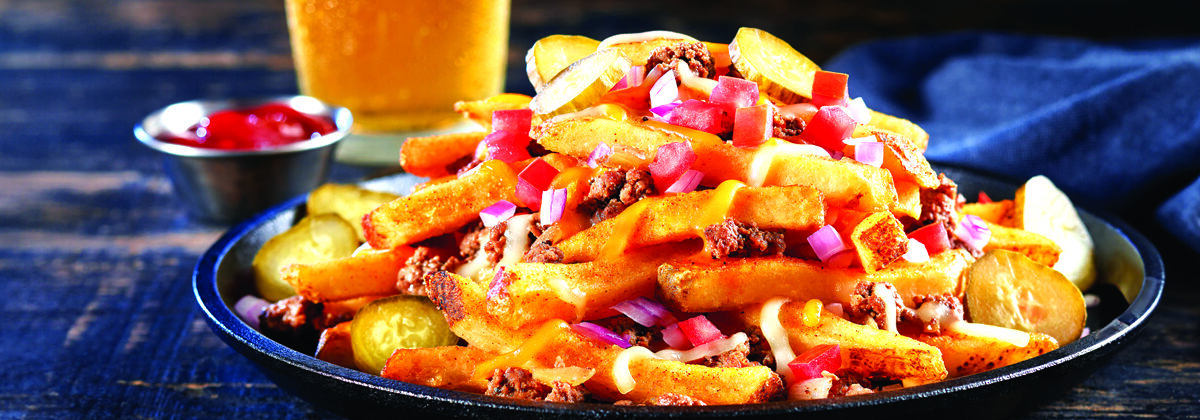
[611,333,750,395]
[596,198,653,260]
[456,214,535,281]
[472,320,566,380]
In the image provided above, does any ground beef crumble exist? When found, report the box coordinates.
[847,281,918,330]
[772,112,806,138]
[523,224,564,263]
[702,218,786,259]
[258,295,327,352]
[484,367,587,402]
[395,246,460,296]
[699,340,759,369]
[910,293,964,335]
[745,326,776,368]
[578,169,657,223]
[644,42,717,79]
[919,174,981,257]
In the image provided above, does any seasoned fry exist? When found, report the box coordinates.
[739,303,947,383]
[315,322,357,369]
[658,249,971,313]
[980,220,1062,267]
[399,131,485,178]
[381,345,492,392]
[285,247,412,303]
[364,160,519,249]
[427,270,537,354]
[848,212,908,273]
[558,185,825,262]
[918,330,1057,377]
[495,242,700,329]
[963,200,1015,226]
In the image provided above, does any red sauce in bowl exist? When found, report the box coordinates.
[160,103,337,150]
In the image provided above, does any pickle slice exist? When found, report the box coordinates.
[526,34,601,93]
[306,183,400,241]
[252,213,359,302]
[729,27,821,104]
[350,295,459,374]
[529,48,631,118]
[966,249,1087,345]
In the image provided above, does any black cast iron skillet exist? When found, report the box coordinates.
[194,165,1164,419]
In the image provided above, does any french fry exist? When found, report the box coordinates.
[381,345,492,393]
[427,270,537,354]
[860,108,930,152]
[980,220,1062,267]
[285,247,412,303]
[399,132,485,178]
[557,185,825,262]
[918,330,1057,377]
[963,200,1014,226]
[453,93,533,130]
[849,212,909,273]
[315,322,357,370]
[739,303,947,383]
[494,242,700,329]
[364,160,519,249]
[523,322,785,405]
[658,249,971,313]
[862,129,939,189]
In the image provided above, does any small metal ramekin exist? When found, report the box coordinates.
[134,95,352,223]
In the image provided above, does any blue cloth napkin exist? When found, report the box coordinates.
[825,32,1200,254]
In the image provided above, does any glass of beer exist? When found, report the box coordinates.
[284,0,510,165]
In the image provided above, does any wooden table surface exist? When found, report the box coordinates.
[2,0,1196,418]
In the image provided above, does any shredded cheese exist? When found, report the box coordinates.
[612,346,656,394]
[759,297,795,382]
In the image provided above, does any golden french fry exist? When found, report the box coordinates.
[364,160,519,249]
[427,270,537,354]
[524,322,785,405]
[918,329,1057,377]
[399,132,485,178]
[861,108,930,152]
[980,220,1062,267]
[853,129,938,189]
[849,212,909,273]
[453,93,533,130]
[739,304,947,382]
[284,247,412,303]
[315,322,357,370]
[494,242,700,329]
[963,200,1015,226]
[557,185,825,262]
[380,345,492,393]
[658,249,971,313]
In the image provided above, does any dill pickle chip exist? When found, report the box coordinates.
[966,249,1087,345]
[306,183,399,241]
[350,295,459,374]
[526,34,601,93]
[1015,175,1097,291]
[252,213,359,302]
[729,27,821,104]
[529,48,631,118]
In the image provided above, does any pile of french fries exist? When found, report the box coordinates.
[267,28,1091,406]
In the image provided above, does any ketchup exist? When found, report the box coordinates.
[160,103,337,150]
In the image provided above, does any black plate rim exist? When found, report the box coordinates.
[193,164,1165,417]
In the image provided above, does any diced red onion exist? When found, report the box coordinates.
[539,187,567,225]
[479,200,517,227]
[484,130,532,163]
[632,297,677,326]
[587,142,613,168]
[677,315,726,347]
[807,225,848,263]
[660,323,689,348]
[1084,294,1101,308]
[901,238,930,263]
[571,322,631,348]
[647,141,697,189]
[474,137,488,159]
[846,97,871,124]
[830,150,845,160]
[487,267,508,301]
[650,101,683,118]
[664,169,703,193]
[954,214,992,250]
[612,299,659,327]
[516,158,559,208]
[826,303,844,317]
[854,141,884,167]
[235,295,270,330]
[626,65,645,88]
[649,69,679,108]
